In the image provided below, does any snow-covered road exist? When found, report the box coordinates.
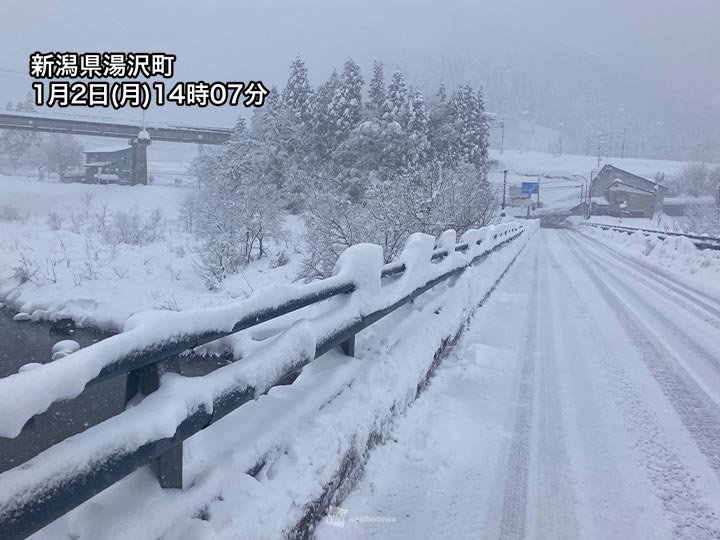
[316,228,720,540]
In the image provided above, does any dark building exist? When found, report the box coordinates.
[83,146,134,184]
[589,164,667,218]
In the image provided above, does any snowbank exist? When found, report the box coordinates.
[573,224,720,296]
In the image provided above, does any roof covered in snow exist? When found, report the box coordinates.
[84,145,131,154]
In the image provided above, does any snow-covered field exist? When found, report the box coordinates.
[0,175,304,330]
[317,229,720,539]
[490,149,692,180]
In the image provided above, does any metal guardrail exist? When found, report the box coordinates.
[580,222,720,251]
[0,223,525,540]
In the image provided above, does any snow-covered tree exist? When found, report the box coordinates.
[36,135,83,181]
[449,84,489,170]
[0,93,41,172]
[406,87,429,165]
[283,56,313,125]
[676,164,716,197]
[192,115,284,288]
[367,60,386,114]
[311,69,341,159]
[436,80,447,102]
[331,58,364,142]
[383,70,410,127]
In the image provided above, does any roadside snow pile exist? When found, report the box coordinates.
[579,226,720,290]
[0,221,538,540]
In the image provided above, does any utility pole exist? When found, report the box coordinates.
[558,121,564,157]
[502,169,507,210]
[537,175,541,206]
[621,126,627,159]
[500,119,505,155]
[696,142,702,163]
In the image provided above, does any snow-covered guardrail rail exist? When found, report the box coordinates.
[579,222,720,251]
[0,222,526,540]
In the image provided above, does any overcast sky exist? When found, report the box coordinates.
[1,0,718,127]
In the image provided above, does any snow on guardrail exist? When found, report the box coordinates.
[0,222,531,534]
[0,222,522,439]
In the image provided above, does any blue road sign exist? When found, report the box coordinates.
[522,182,539,194]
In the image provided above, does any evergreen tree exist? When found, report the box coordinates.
[383,70,409,127]
[406,87,429,164]
[331,58,364,142]
[368,60,385,114]
[449,84,489,170]
[283,56,313,124]
[311,69,341,159]
[437,80,447,102]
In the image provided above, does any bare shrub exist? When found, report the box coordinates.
[47,210,63,231]
[109,206,165,246]
[13,253,38,284]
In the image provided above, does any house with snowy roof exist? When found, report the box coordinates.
[83,145,134,184]
[589,164,667,218]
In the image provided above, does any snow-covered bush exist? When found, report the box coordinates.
[108,207,165,246]
[270,250,290,268]
[47,210,63,231]
[191,124,284,288]
[0,203,23,223]
[682,201,720,235]
[299,161,496,280]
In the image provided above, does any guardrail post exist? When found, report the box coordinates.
[124,363,183,489]
[340,336,355,357]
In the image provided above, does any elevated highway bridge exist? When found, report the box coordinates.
[0,111,233,184]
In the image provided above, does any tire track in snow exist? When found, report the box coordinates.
[531,236,579,540]
[565,232,720,476]
[559,231,720,538]
[576,232,720,334]
[496,249,541,540]
[543,241,651,538]
[576,230,720,320]
[570,231,720,384]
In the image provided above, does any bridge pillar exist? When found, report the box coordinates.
[130,131,151,185]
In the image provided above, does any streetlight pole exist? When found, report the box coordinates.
[502,169,507,210]
[573,174,589,219]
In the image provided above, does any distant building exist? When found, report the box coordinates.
[83,146,134,184]
[589,164,667,218]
